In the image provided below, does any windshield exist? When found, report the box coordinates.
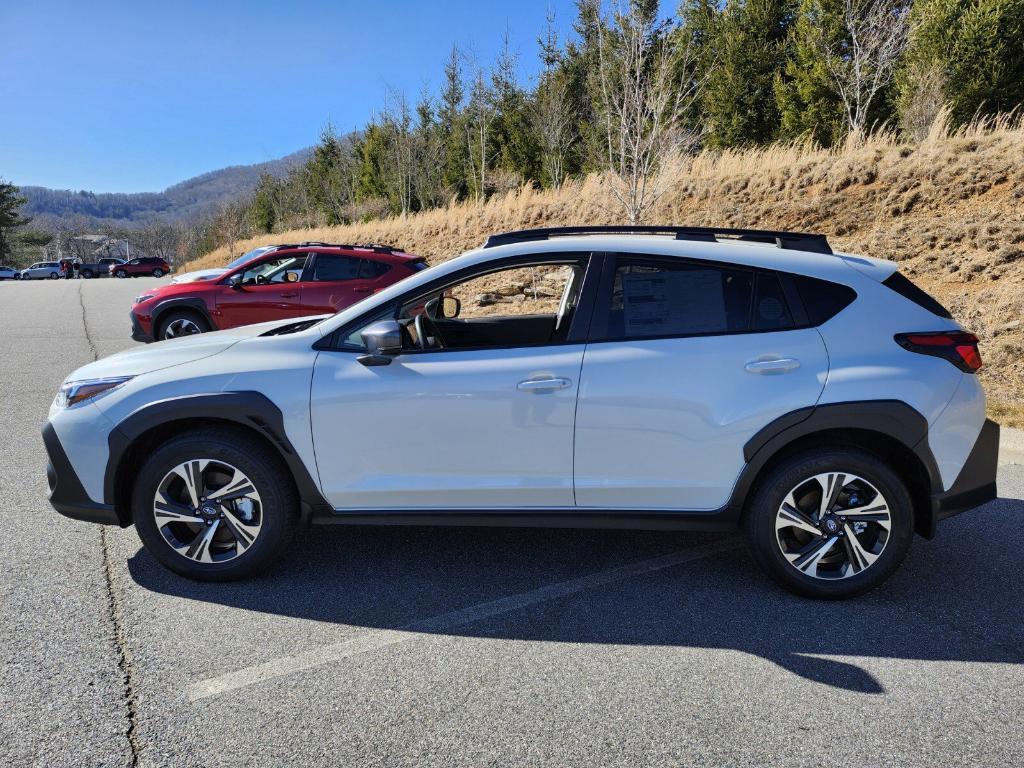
[226,246,275,270]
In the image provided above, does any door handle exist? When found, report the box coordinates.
[744,357,801,375]
[279,292,298,298]
[353,287,373,294]
[517,377,572,392]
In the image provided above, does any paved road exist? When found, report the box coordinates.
[2,277,1023,767]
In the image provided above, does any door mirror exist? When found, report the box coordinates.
[228,274,244,290]
[358,320,403,366]
[284,270,300,283]
[441,296,461,318]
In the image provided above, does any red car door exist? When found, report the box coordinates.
[299,253,380,315]
[215,253,309,328]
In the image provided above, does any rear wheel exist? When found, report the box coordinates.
[744,448,913,599]
[49,272,59,279]
[81,268,95,279]
[157,309,210,340]
[132,428,297,580]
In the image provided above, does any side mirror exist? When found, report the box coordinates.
[285,271,299,283]
[358,320,403,366]
[228,274,244,290]
[441,296,461,319]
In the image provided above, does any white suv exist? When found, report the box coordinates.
[43,227,998,598]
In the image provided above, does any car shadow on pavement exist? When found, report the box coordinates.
[127,498,1024,694]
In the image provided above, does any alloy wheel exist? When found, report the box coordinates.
[153,459,263,564]
[163,317,202,338]
[775,472,892,580]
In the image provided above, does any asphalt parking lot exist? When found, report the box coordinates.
[1,276,1023,767]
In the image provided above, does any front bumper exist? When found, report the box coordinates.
[42,422,121,526]
[130,310,153,343]
[926,418,999,536]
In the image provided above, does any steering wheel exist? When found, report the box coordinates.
[414,313,444,350]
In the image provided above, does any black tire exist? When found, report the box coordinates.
[12,273,20,280]
[49,272,59,279]
[115,269,127,278]
[132,427,298,581]
[744,448,913,600]
[81,268,94,279]
[157,309,210,340]
[152,268,164,277]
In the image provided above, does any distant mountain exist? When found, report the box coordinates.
[19,147,312,231]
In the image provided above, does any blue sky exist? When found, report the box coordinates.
[0,0,607,193]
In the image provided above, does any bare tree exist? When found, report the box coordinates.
[820,0,914,138]
[381,87,415,217]
[593,1,703,224]
[464,56,497,201]
[534,6,574,188]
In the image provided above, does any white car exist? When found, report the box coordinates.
[170,245,277,284]
[43,226,998,598]
[0,265,21,280]
[22,261,61,280]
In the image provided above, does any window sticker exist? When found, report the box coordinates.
[622,269,726,335]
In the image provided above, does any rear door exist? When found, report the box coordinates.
[573,254,829,510]
[300,253,386,315]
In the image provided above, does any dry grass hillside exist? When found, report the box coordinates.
[185,115,1024,424]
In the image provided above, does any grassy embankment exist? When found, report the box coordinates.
[185,115,1024,425]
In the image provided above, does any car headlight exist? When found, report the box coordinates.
[54,376,133,409]
[134,294,155,305]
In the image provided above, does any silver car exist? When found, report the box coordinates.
[0,265,21,280]
[21,262,61,280]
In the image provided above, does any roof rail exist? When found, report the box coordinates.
[270,242,405,254]
[482,225,832,255]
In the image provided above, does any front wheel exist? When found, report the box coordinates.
[744,449,913,600]
[49,272,59,280]
[132,428,297,580]
[114,269,127,278]
[81,268,94,279]
[158,310,210,340]
[152,268,164,277]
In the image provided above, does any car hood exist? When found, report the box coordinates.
[62,322,282,382]
[171,268,228,284]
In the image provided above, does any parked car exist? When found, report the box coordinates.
[43,226,997,598]
[79,257,125,278]
[110,257,170,278]
[0,265,21,280]
[21,261,61,280]
[129,243,426,342]
[170,246,277,284]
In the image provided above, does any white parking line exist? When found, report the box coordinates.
[189,538,742,701]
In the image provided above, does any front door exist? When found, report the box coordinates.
[215,253,308,328]
[573,254,829,510]
[309,254,594,510]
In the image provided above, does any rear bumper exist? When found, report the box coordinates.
[42,422,122,526]
[926,418,999,535]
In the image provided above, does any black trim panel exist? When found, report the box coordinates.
[928,418,999,533]
[311,509,736,531]
[43,422,122,526]
[106,392,332,523]
[148,297,217,340]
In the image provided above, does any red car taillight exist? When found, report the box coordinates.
[894,331,982,373]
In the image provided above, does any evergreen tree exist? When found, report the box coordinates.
[438,46,469,197]
[899,0,1024,130]
[249,173,277,233]
[774,0,847,145]
[0,180,30,263]
[492,29,541,185]
[695,0,796,147]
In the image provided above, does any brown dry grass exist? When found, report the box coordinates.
[185,112,1024,425]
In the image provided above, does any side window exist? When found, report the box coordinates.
[606,258,757,339]
[239,254,307,285]
[360,259,391,279]
[311,255,361,281]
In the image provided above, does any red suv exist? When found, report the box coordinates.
[110,257,171,278]
[130,243,426,342]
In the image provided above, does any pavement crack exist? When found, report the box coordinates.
[76,280,99,362]
[101,526,141,767]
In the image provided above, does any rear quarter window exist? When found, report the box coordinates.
[791,275,858,325]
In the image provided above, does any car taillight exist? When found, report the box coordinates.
[894,331,982,373]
